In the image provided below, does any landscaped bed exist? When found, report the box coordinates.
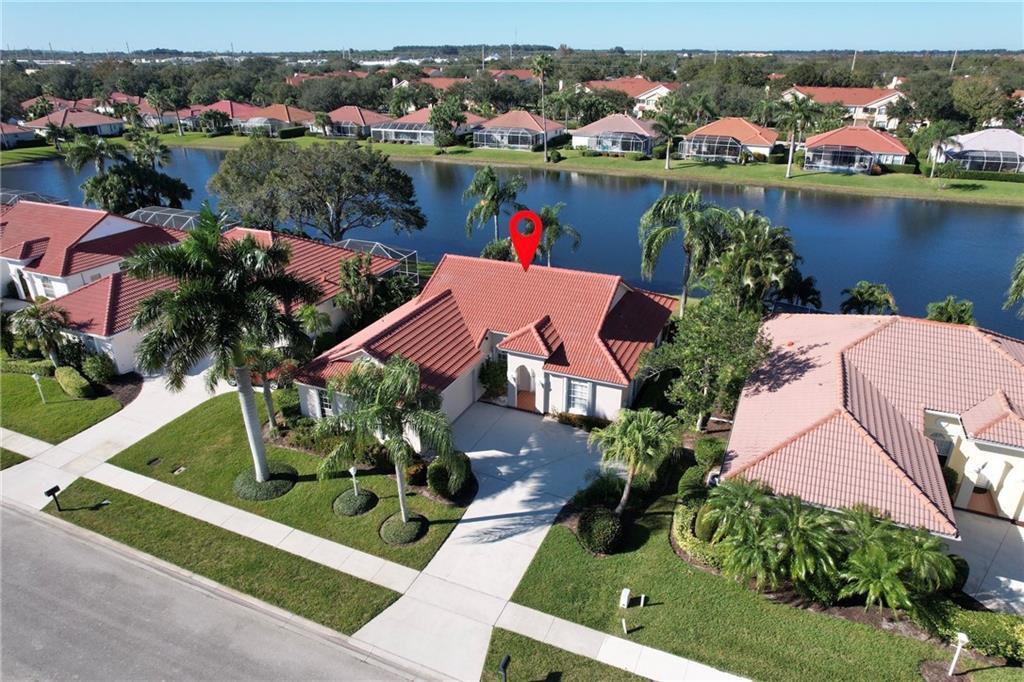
[483,627,643,681]
[44,478,397,634]
[109,392,468,570]
[0,372,122,443]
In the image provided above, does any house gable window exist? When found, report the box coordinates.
[40,276,55,298]
[567,379,590,415]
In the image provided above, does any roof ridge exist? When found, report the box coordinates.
[836,315,899,356]
[103,272,122,336]
[725,408,846,480]
[969,324,1024,372]
[334,288,458,359]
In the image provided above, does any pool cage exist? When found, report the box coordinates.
[803,145,875,173]
[679,135,743,163]
[337,238,420,285]
[948,150,1024,173]
[587,132,652,155]
[371,122,434,145]
[473,127,542,151]
[0,188,68,206]
[326,122,366,138]
[126,206,239,232]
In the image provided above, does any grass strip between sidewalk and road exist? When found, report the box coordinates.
[44,478,398,634]
[483,627,643,681]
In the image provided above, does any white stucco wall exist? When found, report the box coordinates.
[506,353,547,412]
[441,358,483,422]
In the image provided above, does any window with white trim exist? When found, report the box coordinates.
[568,379,590,415]
[40,276,55,298]
[319,389,334,417]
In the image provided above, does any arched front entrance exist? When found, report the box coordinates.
[515,365,537,412]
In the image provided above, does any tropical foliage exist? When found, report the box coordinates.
[332,253,417,335]
[840,280,899,315]
[463,165,527,241]
[10,300,69,368]
[1005,252,1024,319]
[537,202,581,267]
[926,296,975,325]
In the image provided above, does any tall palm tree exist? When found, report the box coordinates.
[298,303,331,342]
[113,101,142,128]
[129,132,170,169]
[751,98,778,127]
[840,280,898,315]
[916,120,963,179]
[125,204,321,483]
[463,165,527,241]
[773,266,822,309]
[388,87,416,118]
[244,344,284,431]
[317,355,460,523]
[769,495,839,586]
[63,134,124,176]
[1005,252,1024,319]
[639,190,726,314]
[532,54,554,162]
[314,111,333,137]
[814,103,848,132]
[588,408,679,516]
[145,89,172,132]
[10,300,68,368]
[926,295,974,325]
[537,202,581,267]
[777,96,819,179]
[653,109,684,170]
[43,121,72,152]
[704,477,774,544]
[710,208,796,311]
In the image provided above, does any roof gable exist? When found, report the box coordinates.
[480,110,563,132]
[571,113,658,138]
[788,86,902,107]
[0,201,115,276]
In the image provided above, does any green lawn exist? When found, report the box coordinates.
[0,448,28,470]
[0,145,62,166]
[511,495,951,682]
[109,392,466,569]
[0,373,122,444]
[483,628,643,681]
[45,478,397,634]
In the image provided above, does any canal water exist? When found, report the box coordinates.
[3,147,1022,335]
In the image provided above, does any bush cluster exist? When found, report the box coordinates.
[232,461,298,501]
[426,451,473,500]
[570,470,624,510]
[379,512,427,545]
[277,126,306,139]
[333,488,378,516]
[577,506,623,555]
[626,152,648,161]
[677,464,709,504]
[916,599,1024,663]
[478,355,507,399]
[652,144,667,159]
[580,149,602,157]
[555,412,611,432]
[82,353,117,384]
[55,366,93,398]
[286,417,343,456]
[548,149,563,163]
[694,437,726,469]
[1,357,54,376]
[405,460,427,486]
[672,499,725,569]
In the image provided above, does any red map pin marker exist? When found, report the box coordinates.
[509,209,543,271]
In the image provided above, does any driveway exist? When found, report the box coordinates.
[353,403,601,681]
[945,510,1024,615]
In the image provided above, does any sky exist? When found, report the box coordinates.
[2,2,1022,54]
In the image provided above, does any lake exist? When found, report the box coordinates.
[3,147,1023,335]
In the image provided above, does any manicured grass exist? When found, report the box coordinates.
[1,448,28,470]
[156,131,1024,207]
[0,373,121,444]
[109,392,466,569]
[511,495,950,682]
[483,628,643,681]
[0,145,62,166]
[45,479,397,634]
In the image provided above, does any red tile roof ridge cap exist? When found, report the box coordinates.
[838,408,956,535]
[725,408,846,480]
[501,314,555,356]
[103,271,122,336]
[58,211,114,276]
[327,288,457,361]
[440,253,624,285]
[968,324,1024,372]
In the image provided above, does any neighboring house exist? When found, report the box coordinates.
[418,77,471,92]
[195,99,264,126]
[804,126,909,173]
[20,94,95,113]
[582,77,680,116]
[23,109,125,137]
[285,70,368,86]
[931,128,1024,173]
[570,113,660,155]
[293,255,677,443]
[242,104,316,135]
[370,107,487,144]
[55,227,401,374]
[0,201,159,301]
[310,106,393,137]
[723,314,1024,536]
[472,110,566,150]
[781,85,905,130]
[1,122,38,148]
[680,117,779,162]
[488,69,537,83]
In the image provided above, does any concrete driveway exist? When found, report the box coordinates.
[945,510,1024,615]
[353,403,601,681]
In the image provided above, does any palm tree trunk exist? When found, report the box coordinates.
[493,214,499,242]
[540,77,548,163]
[678,247,691,316]
[262,382,278,431]
[930,143,938,179]
[44,342,60,368]
[395,461,410,523]
[785,130,796,179]
[665,136,671,170]
[614,466,635,516]
[234,364,271,483]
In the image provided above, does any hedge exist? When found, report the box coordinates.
[555,412,610,432]
[768,153,788,164]
[694,438,726,469]
[2,358,54,376]
[54,366,93,398]
[671,499,724,569]
[947,169,1024,183]
[82,353,117,384]
[277,126,306,139]
[884,163,919,174]
[917,599,1024,663]
[677,464,709,504]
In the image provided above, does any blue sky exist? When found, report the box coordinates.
[2,2,1022,53]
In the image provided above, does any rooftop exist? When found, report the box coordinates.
[687,117,779,146]
[786,85,901,107]
[571,113,659,138]
[584,77,678,99]
[805,126,909,155]
[479,110,563,132]
[23,109,123,130]
[326,105,393,126]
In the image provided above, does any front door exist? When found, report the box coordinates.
[515,365,537,412]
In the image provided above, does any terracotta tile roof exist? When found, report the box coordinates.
[23,109,123,130]
[585,77,678,99]
[724,315,1024,536]
[326,106,393,126]
[285,70,368,86]
[805,126,909,155]
[390,108,487,126]
[1,122,35,134]
[297,255,677,391]
[64,225,184,274]
[0,236,49,263]
[196,100,263,121]
[59,272,176,336]
[489,69,535,81]
[20,95,86,111]
[571,113,658,138]
[787,86,902,107]
[250,104,315,124]
[687,117,779,146]
[421,77,471,91]
[479,110,564,132]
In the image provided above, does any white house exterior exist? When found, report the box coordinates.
[781,86,905,131]
[22,109,125,137]
[804,126,910,173]
[472,110,565,150]
[309,105,393,137]
[680,117,779,162]
[570,113,660,155]
[371,108,488,144]
[1,122,37,148]
[582,77,680,117]
[931,128,1024,173]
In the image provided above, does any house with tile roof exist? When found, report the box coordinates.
[804,126,910,173]
[680,117,779,163]
[781,85,905,130]
[582,77,680,116]
[472,110,566,151]
[370,108,488,145]
[932,128,1024,174]
[309,106,394,137]
[285,70,369,87]
[22,109,124,137]
[242,104,316,136]
[723,314,1024,536]
[0,122,37,149]
[294,255,677,443]
[570,113,660,155]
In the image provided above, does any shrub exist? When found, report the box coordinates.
[577,506,623,554]
[920,599,1024,662]
[570,470,624,510]
[580,149,602,157]
[947,554,970,593]
[405,460,428,486]
[232,461,298,501]
[626,151,647,161]
[333,488,378,516]
[433,148,444,155]
[940,168,1024,184]
[82,353,117,384]
[277,126,306,139]
[672,501,724,568]
[1,357,54,376]
[555,412,610,432]
[884,162,919,174]
[478,356,507,399]
[794,150,805,165]
[275,387,301,421]
[694,502,717,541]
[677,464,709,503]
[548,149,563,163]
[752,152,767,162]
[652,144,667,159]
[287,418,340,455]
[55,366,93,398]
[355,441,390,469]
[426,451,473,500]
[380,512,427,545]
[768,152,788,164]
[694,438,725,469]
[57,337,86,370]
[10,334,40,358]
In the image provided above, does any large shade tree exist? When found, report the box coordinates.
[124,204,321,483]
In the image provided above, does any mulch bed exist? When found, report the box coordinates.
[94,372,143,407]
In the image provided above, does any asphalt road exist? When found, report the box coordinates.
[0,505,404,681]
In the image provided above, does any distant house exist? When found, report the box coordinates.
[0,122,37,149]
[23,109,124,137]
[20,94,95,113]
[488,69,537,84]
[310,106,393,137]
[242,104,315,135]
[394,76,471,93]
[194,99,263,126]
[781,85,905,130]
[472,110,565,150]
[285,70,369,87]
[370,107,487,145]
[570,113,659,155]
[804,126,909,173]
[932,128,1024,173]
[680,117,779,162]
[583,77,679,116]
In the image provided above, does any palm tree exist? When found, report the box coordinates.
[653,109,684,170]
[751,98,778,127]
[639,190,726,314]
[588,408,679,516]
[43,121,72,151]
[710,208,796,311]
[897,529,955,593]
[777,96,819,179]
[838,505,898,548]
[198,109,230,134]
[1005,252,1024,319]
[298,303,331,343]
[145,89,172,132]
[389,87,417,118]
[840,281,898,315]
[814,103,848,132]
[130,132,170,169]
[114,101,142,128]
[703,477,774,544]
[314,111,333,137]
[915,120,962,179]
[125,204,321,483]
[720,518,781,590]
[63,134,124,176]
[10,300,68,368]
[463,165,527,241]
[839,545,911,611]
[537,203,581,267]
[685,92,717,126]
[774,266,822,309]
[532,54,554,162]
[244,344,284,431]
[769,496,839,586]
[317,355,460,523]
[926,296,974,325]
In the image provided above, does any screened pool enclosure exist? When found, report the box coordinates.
[680,135,744,163]
[803,145,875,173]
[947,149,1023,173]
[473,127,542,150]
[126,206,239,231]
[371,122,434,144]
[584,132,653,155]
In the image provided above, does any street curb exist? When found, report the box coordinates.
[2,500,448,682]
